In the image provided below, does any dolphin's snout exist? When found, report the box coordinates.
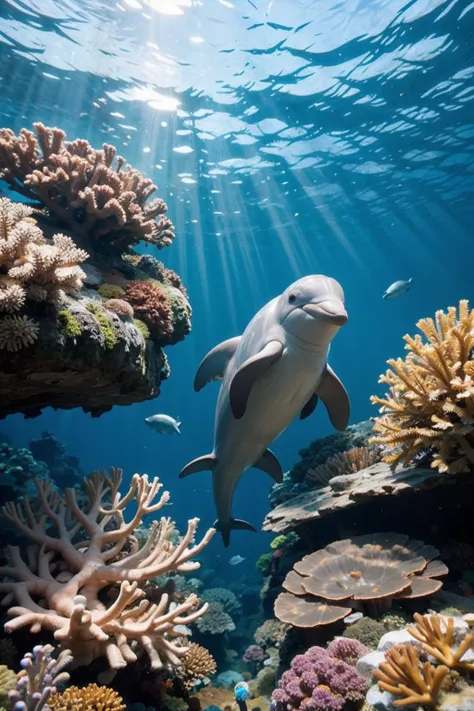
[302,300,348,326]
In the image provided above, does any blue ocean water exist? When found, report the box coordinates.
[0,0,473,563]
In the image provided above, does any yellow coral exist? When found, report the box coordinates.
[48,684,125,711]
[408,613,474,672]
[371,300,474,473]
[181,642,217,689]
[0,665,16,703]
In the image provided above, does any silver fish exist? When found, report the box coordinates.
[145,414,181,435]
[229,555,245,565]
[382,278,413,299]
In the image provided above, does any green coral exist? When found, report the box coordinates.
[86,302,118,350]
[98,284,125,299]
[271,535,288,550]
[58,310,81,339]
[381,612,409,631]
[159,283,192,342]
[439,606,462,617]
[256,552,272,576]
[342,617,385,649]
[134,319,150,341]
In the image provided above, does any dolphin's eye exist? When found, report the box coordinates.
[288,293,296,303]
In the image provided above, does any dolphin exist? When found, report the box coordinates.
[179,275,350,547]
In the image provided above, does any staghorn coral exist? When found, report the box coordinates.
[306,446,381,487]
[48,684,125,711]
[181,642,216,690]
[8,644,72,711]
[371,300,474,474]
[408,613,474,671]
[0,315,39,351]
[0,197,88,307]
[0,124,175,250]
[0,467,215,675]
[275,533,448,628]
[373,643,449,708]
[124,281,173,344]
[195,602,235,635]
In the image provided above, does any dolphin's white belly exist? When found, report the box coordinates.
[214,344,327,470]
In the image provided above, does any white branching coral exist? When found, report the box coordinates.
[0,197,88,308]
[0,314,39,351]
[0,467,215,676]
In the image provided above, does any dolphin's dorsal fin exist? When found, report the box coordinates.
[179,454,216,478]
[253,448,283,483]
[194,336,242,392]
[316,364,350,431]
[300,392,319,420]
[229,340,283,419]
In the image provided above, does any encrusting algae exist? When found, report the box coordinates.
[371,299,474,473]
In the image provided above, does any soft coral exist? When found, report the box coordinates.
[125,280,173,344]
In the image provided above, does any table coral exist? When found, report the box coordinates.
[0,124,174,250]
[371,299,474,474]
[0,467,215,675]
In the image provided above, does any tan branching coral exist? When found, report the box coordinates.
[0,124,175,249]
[305,446,382,486]
[49,684,126,711]
[408,613,474,671]
[275,534,447,628]
[374,643,449,708]
[0,314,39,351]
[0,197,88,309]
[181,643,216,690]
[0,467,215,675]
[371,300,474,474]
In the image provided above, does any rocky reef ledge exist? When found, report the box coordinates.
[0,123,191,418]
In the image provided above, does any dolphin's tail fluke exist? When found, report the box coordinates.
[214,518,256,548]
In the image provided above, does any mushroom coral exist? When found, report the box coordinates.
[371,299,474,474]
[0,467,214,676]
[275,533,447,627]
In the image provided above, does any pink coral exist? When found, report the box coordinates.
[105,298,134,319]
[243,644,266,664]
[327,638,369,665]
[307,687,344,711]
[124,280,173,343]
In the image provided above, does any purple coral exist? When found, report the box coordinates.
[271,645,367,711]
[327,638,369,664]
[242,644,266,664]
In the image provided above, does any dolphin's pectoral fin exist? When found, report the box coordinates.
[253,448,283,483]
[229,340,283,419]
[194,336,242,392]
[300,393,319,420]
[316,364,350,431]
[214,518,257,547]
[179,454,216,478]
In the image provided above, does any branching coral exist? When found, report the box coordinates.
[0,197,88,308]
[0,315,39,351]
[371,300,474,474]
[275,533,447,628]
[408,613,474,671]
[8,644,72,711]
[0,124,175,250]
[0,467,215,675]
[305,446,381,487]
[124,281,173,343]
[181,643,216,690]
[374,643,449,708]
[48,684,126,711]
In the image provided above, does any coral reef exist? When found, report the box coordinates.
[0,123,174,250]
[202,588,241,617]
[195,602,235,635]
[48,684,126,711]
[8,644,72,711]
[0,315,39,352]
[343,618,385,650]
[254,620,289,648]
[0,440,49,504]
[0,665,16,705]
[104,299,133,319]
[326,639,369,666]
[371,300,474,474]
[0,467,214,675]
[275,533,447,627]
[123,280,190,346]
[181,643,217,690]
[305,446,381,487]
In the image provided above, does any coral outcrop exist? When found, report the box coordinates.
[0,467,214,675]
[371,300,474,474]
[181,642,217,690]
[48,684,126,711]
[8,644,72,711]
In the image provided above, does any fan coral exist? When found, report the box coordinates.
[104,299,134,319]
[275,533,448,627]
[0,197,88,307]
[195,602,235,635]
[371,300,474,474]
[326,638,369,665]
[124,281,173,343]
[181,643,216,690]
[305,446,381,487]
[202,588,241,616]
[271,646,367,711]
[0,124,175,250]
[8,644,72,711]
[48,684,126,711]
[0,314,39,351]
[0,467,215,675]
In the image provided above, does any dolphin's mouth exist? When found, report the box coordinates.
[302,301,348,326]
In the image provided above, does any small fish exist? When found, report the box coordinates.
[382,278,413,299]
[229,554,245,565]
[145,414,181,435]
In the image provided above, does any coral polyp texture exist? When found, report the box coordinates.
[305,446,381,487]
[48,684,126,711]
[181,642,217,690]
[275,533,447,627]
[9,644,72,711]
[124,280,174,343]
[0,467,215,675]
[371,299,474,474]
[0,123,174,250]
